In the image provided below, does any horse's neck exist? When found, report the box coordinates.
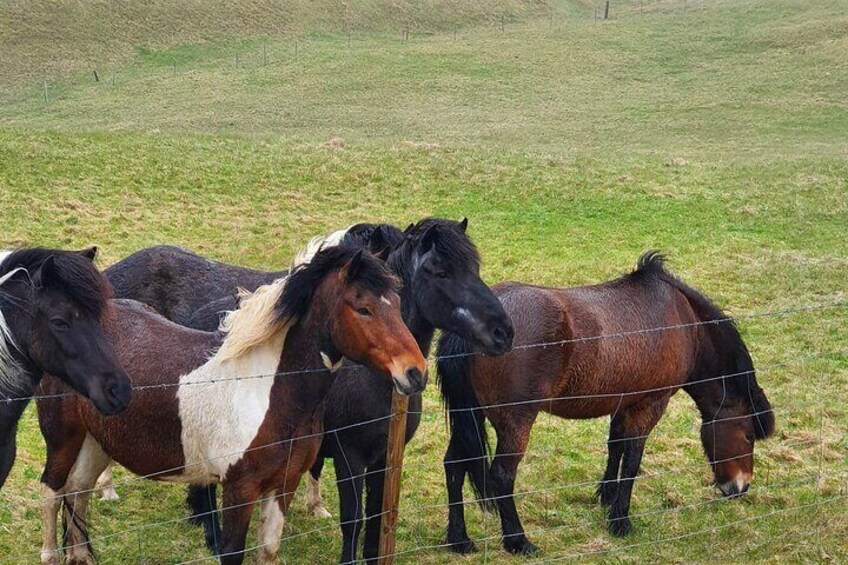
[271,315,336,422]
[391,252,435,357]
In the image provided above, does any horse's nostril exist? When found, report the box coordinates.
[493,326,507,343]
[405,367,426,390]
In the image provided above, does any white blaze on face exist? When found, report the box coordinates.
[381,295,392,306]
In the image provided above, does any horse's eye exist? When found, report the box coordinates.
[356,307,372,317]
[744,433,754,444]
[51,318,70,331]
[435,271,449,279]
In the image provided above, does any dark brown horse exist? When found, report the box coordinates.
[0,247,130,490]
[438,252,775,555]
[37,242,427,565]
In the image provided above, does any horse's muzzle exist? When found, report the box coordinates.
[393,366,427,395]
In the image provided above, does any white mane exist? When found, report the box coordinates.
[0,251,25,394]
[213,226,351,362]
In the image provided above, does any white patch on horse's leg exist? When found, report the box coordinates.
[63,434,111,564]
[256,491,286,565]
[307,473,332,519]
[40,484,62,565]
[95,465,119,501]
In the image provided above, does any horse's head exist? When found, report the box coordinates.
[392,218,513,356]
[0,247,131,414]
[700,379,775,497]
[282,246,427,395]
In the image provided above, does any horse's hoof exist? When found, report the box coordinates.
[447,536,477,554]
[99,487,120,501]
[310,504,332,519]
[608,516,632,537]
[504,535,538,556]
[40,549,60,565]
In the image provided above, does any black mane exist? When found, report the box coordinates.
[343,223,405,255]
[388,218,481,282]
[628,250,668,279]
[0,248,110,317]
[276,245,399,324]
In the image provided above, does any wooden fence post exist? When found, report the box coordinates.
[377,390,410,564]
[604,0,610,19]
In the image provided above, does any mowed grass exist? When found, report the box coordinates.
[0,0,847,563]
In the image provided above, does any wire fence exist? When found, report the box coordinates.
[2,296,845,562]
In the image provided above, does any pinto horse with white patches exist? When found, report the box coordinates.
[37,243,426,565]
[0,248,130,490]
[439,252,775,555]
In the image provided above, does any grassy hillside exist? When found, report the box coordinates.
[0,0,559,86]
[0,0,846,563]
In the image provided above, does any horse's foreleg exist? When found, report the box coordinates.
[307,457,332,518]
[607,395,670,537]
[489,410,538,556]
[40,484,62,565]
[186,483,222,551]
[362,457,386,563]
[334,454,366,565]
[255,490,285,565]
[443,439,475,554]
[217,484,259,565]
[0,426,17,490]
[597,415,627,507]
[62,435,111,565]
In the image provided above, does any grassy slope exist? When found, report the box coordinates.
[0,0,846,563]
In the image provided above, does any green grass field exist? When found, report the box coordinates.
[0,0,846,562]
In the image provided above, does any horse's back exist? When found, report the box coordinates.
[479,276,700,419]
[106,245,281,324]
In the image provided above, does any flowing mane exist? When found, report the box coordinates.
[212,229,347,362]
[214,230,398,362]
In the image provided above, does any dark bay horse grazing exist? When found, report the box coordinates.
[0,248,130,490]
[175,218,514,564]
[104,223,403,324]
[438,252,775,555]
[37,243,427,565]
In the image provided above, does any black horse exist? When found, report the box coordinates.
[0,247,131,489]
[309,218,513,563]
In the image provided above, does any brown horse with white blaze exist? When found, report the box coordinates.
[37,242,426,565]
[438,252,775,555]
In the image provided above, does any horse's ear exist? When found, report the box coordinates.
[420,225,438,253]
[33,255,59,289]
[78,246,98,261]
[458,217,468,232]
[404,223,415,234]
[341,249,365,283]
[369,226,392,261]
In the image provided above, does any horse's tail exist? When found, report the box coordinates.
[636,251,775,439]
[437,331,496,512]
